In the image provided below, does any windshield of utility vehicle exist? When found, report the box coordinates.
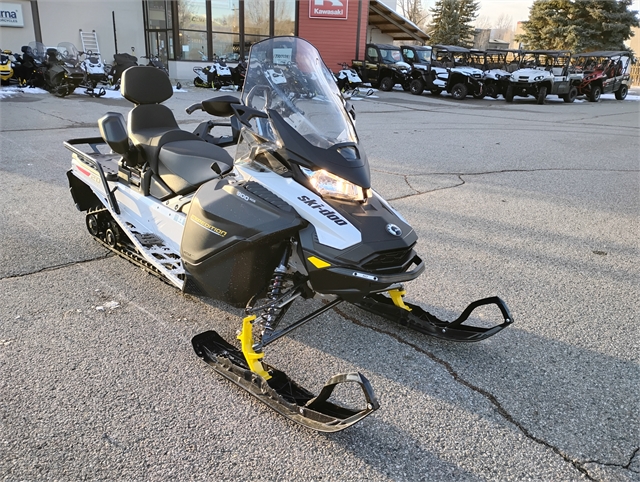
[415,48,432,63]
[241,36,357,150]
[520,53,567,71]
[379,48,403,64]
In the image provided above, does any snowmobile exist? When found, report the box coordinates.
[65,37,513,433]
[79,50,107,97]
[335,62,373,98]
[41,42,85,97]
[193,55,234,90]
[0,49,15,85]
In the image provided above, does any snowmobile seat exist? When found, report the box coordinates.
[121,66,232,195]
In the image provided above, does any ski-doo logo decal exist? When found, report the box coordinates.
[386,224,402,236]
[190,214,227,237]
[236,191,256,203]
[297,195,348,226]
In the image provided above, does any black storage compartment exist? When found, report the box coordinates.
[181,179,304,307]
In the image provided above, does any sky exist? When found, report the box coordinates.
[475,0,533,26]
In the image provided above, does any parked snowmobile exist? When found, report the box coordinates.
[0,49,15,85]
[80,50,107,97]
[193,55,234,90]
[40,42,85,97]
[107,52,138,89]
[65,37,513,432]
[11,44,44,87]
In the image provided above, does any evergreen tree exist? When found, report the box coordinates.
[517,0,639,52]
[428,0,479,47]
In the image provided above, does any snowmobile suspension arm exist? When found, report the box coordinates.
[260,297,344,348]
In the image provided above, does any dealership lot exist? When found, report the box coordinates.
[0,86,638,481]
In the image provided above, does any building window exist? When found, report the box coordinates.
[143,0,296,62]
[144,0,174,63]
[274,0,295,36]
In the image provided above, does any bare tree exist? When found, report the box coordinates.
[397,0,430,29]
[475,15,493,29]
[493,13,513,41]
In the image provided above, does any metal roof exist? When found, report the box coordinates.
[572,51,631,58]
[368,0,430,44]
[432,45,471,53]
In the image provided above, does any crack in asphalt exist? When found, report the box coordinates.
[374,167,640,201]
[0,253,113,281]
[332,305,598,481]
[583,447,640,473]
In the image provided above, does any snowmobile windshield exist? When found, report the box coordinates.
[28,42,46,62]
[241,36,357,150]
[57,42,80,63]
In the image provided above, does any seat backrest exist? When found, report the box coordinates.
[121,66,172,105]
[120,66,201,176]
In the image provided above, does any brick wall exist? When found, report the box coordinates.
[297,0,369,74]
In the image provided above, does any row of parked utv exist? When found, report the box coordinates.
[0,41,178,98]
[344,43,634,104]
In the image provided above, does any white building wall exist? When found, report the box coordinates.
[37,0,145,65]
[0,1,37,52]
[0,0,145,66]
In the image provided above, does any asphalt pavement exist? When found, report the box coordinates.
[0,83,638,482]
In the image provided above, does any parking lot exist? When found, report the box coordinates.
[1,84,638,481]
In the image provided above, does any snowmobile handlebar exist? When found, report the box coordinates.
[185,102,203,115]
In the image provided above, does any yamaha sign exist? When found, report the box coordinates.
[0,2,23,27]
[309,0,348,20]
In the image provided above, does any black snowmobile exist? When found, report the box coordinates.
[65,37,513,433]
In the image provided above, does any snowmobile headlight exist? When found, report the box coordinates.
[301,167,367,202]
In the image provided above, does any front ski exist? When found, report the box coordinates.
[355,292,513,342]
[192,330,379,432]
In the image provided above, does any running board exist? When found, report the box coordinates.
[192,330,379,432]
[355,294,513,342]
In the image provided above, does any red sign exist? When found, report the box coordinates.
[309,0,348,20]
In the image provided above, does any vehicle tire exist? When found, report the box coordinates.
[473,90,485,99]
[370,81,379,89]
[563,86,577,103]
[615,84,628,100]
[484,84,498,98]
[401,81,411,91]
[505,85,514,103]
[212,80,222,91]
[409,79,424,95]
[430,89,442,96]
[450,82,468,100]
[379,76,395,91]
[589,84,601,102]
[193,77,208,87]
[536,85,547,105]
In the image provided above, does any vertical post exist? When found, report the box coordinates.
[141,1,149,57]
[171,0,180,60]
[239,0,245,61]
[112,11,118,53]
[355,0,364,61]
[206,0,213,60]
[269,0,274,37]
[30,1,42,44]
